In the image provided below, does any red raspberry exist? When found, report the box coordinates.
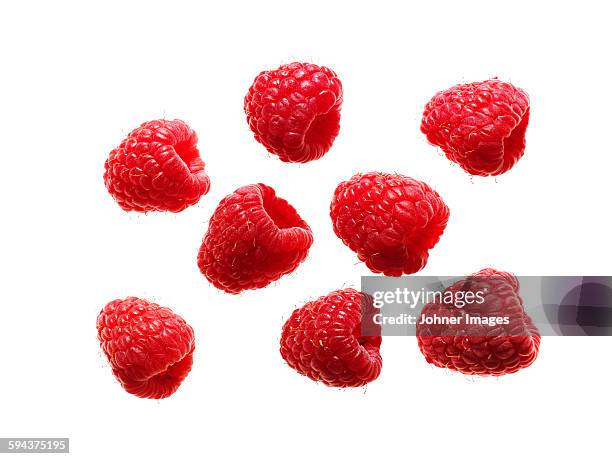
[97,297,195,399]
[244,62,343,163]
[421,79,530,176]
[104,119,211,212]
[417,269,541,376]
[330,172,449,276]
[280,289,382,387]
[197,183,313,294]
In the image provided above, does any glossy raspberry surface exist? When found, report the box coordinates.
[104,119,210,212]
[330,172,449,276]
[244,62,343,163]
[280,289,382,387]
[421,79,530,176]
[197,183,313,294]
[417,269,541,376]
[97,297,195,399]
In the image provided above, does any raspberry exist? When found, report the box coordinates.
[417,269,541,376]
[104,119,211,212]
[330,172,449,276]
[421,79,530,176]
[197,183,313,294]
[280,289,382,387]
[97,297,195,399]
[244,62,343,163]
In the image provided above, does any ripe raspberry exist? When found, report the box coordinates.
[280,289,382,387]
[97,297,195,399]
[330,172,449,276]
[104,119,211,212]
[421,79,530,176]
[244,62,343,163]
[417,269,541,376]
[197,183,313,294]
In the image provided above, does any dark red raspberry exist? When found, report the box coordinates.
[197,183,313,294]
[280,289,382,388]
[421,79,530,176]
[97,297,195,398]
[330,172,449,276]
[244,62,343,163]
[104,119,210,212]
[417,269,541,376]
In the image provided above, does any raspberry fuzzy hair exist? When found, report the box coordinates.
[280,289,382,387]
[104,119,210,212]
[244,62,343,163]
[330,172,449,276]
[421,79,530,176]
[417,269,541,376]
[97,297,195,399]
[197,183,313,294]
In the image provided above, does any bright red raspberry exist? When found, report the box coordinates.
[104,119,210,212]
[244,62,343,163]
[197,183,313,294]
[421,79,530,176]
[280,289,382,388]
[417,269,541,376]
[330,172,449,276]
[97,297,195,399]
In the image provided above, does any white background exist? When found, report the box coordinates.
[1,1,610,457]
